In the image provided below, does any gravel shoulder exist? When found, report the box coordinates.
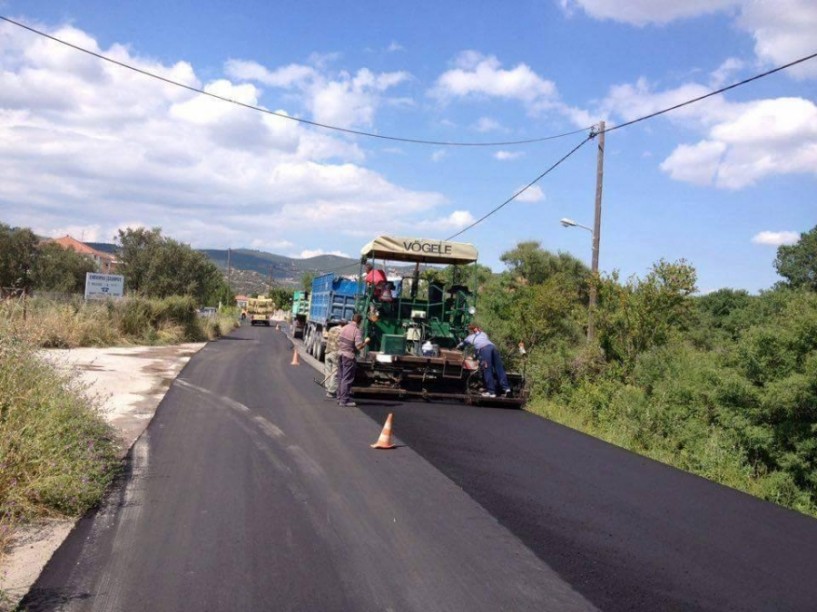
[0,342,205,608]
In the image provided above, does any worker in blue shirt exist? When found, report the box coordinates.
[457,323,511,397]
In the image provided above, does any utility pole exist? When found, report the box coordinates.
[588,121,605,343]
[227,248,232,289]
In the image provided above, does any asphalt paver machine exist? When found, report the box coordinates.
[351,236,525,406]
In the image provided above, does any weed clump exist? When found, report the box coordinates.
[0,335,120,561]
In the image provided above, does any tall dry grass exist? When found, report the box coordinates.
[0,295,238,572]
[0,334,120,566]
[0,295,238,348]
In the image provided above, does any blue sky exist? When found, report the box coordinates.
[0,0,814,293]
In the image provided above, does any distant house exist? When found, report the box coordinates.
[235,295,249,309]
[50,236,118,274]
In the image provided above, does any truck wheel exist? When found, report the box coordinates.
[316,341,325,362]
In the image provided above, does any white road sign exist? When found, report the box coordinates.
[85,273,124,300]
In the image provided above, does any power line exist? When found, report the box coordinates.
[0,15,590,147]
[604,51,817,135]
[4,15,816,245]
[446,133,593,240]
[442,51,817,239]
[3,16,814,150]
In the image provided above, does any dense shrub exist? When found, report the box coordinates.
[0,295,225,348]
[0,336,120,549]
[492,239,817,517]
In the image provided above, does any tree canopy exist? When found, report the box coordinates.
[0,223,38,292]
[500,241,590,287]
[32,242,98,293]
[774,225,817,291]
[116,227,231,306]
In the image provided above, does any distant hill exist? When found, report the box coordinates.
[201,249,360,282]
[87,242,118,254]
[86,243,362,292]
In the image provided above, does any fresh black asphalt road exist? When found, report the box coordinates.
[23,325,817,611]
[22,325,590,611]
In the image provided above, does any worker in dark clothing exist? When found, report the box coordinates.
[457,323,511,398]
[337,313,370,407]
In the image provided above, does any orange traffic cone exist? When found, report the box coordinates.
[291,347,300,366]
[371,413,396,449]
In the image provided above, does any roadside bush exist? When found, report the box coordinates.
[0,335,120,556]
[151,295,201,340]
[0,295,214,348]
[117,297,155,338]
[201,312,239,340]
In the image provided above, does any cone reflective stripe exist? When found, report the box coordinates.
[371,413,396,449]
[291,347,300,366]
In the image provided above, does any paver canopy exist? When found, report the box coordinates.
[360,236,478,265]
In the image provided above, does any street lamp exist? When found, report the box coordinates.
[560,218,593,233]
[560,216,600,342]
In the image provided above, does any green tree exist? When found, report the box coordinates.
[512,273,581,352]
[596,259,697,367]
[0,223,38,293]
[774,225,817,291]
[116,227,163,294]
[301,271,316,292]
[500,241,590,288]
[32,242,97,293]
[268,287,293,311]
[212,282,235,309]
[116,227,230,305]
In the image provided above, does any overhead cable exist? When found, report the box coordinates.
[0,15,590,147]
[442,51,817,239]
[604,50,817,135]
[2,16,815,149]
[445,134,593,240]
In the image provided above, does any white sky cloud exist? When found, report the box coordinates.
[416,210,476,231]
[0,21,445,249]
[225,59,410,129]
[250,238,294,250]
[293,248,350,258]
[36,224,105,243]
[738,0,817,78]
[560,0,740,26]
[751,231,800,246]
[600,77,739,128]
[710,57,746,88]
[562,0,817,78]
[660,97,817,189]
[474,117,502,132]
[430,51,558,114]
[494,150,524,161]
[593,65,817,189]
[514,185,545,203]
[431,149,447,162]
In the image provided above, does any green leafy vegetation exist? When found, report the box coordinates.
[475,228,817,517]
[1,295,237,348]
[116,227,233,306]
[0,334,121,560]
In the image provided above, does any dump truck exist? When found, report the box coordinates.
[246,297,275,326]
[291,290,309,339]
[303,273,360,361]
[349,236,526,406]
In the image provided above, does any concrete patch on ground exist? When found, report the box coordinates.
[0,342,206,609]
